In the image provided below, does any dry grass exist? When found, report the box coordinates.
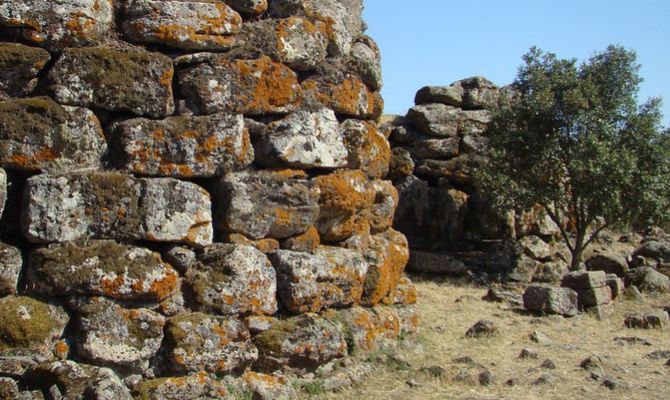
[305,274,670,400]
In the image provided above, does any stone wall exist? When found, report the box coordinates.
[384,77,565,281]
[0,1,417,398]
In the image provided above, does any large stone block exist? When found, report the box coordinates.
[0,43,50,98]
[347,37,383,91]
[74,298,165,373]
[270,247,368,313]
[254,313,347,373]
[122,0,241,50]
[415,76,498,110]
[326,306,400,354]
[214,170,319,240]
[50,47,175,118]
[315,170,374,242]
[0,97,105,172]
[186,244,277,316]
[561,271,608,290]
[362,229,409,306]
[303,69,382,119]
[255,107,348,170]
[28,240,180,303]
[0,242,21,296]
[22,173,213,246]
[179,55,302,115]
[0,0,114,51]
[523,285,578,317]
[586,252,629,277]
[368,180,398,233]
[164,313,257,375]
[115,112,252,178]
[0,296,69,375]
[342,119,390,179]
[406,103,460,137]
[133,373,230,400]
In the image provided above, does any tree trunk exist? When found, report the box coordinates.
[569,230,586,271]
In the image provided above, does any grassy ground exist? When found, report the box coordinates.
[305,274,670,400]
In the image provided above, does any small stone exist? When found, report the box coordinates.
[280,226,321,253]
[226,0,268,15]
[533,373,554,385]
[520,348,538,359]
[406,378,421,388]
[580,355,603,370]
[420,365,446,378]
[505,378,519,386]
[162,246,197,273]
[540,359,556,369]
[465,320,500,338]
[645,350,670,360]
[613,336,653,346]
[388,146,415,179]
[530,331,552,345]
[602,377,629,390]
[478,370,495,386]
[605,274,625,300]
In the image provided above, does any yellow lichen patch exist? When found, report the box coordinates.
[159,68,173,88]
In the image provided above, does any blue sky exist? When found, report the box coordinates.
[363,0,670,126]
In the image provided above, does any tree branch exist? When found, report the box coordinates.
[542,202,575,252]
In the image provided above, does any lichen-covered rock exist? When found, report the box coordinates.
[624,267,670,293]
[362,229,410,306]
[523,285,578,317]
[348,38,382,91]
[23,360,131,400]
[383,275,418,305]
[280,226,320,253]
[342,119,390,179]
[0,43,50,98]
[315,169,374,243]
[115,112,252,178]
[561,271,608,290]
[256,107,348,169]
[269,0,364,57]
[410,137,460,160]
[240,371,296,400]
[415,155,474,184]
[0,97,105,172]
[0,0,114,51]
[368,180,399,233]
[28,240,179,303]
[415,76,499,110]
[435,182,469,242]
[122,0,242,50]
[406,103,460,137]
[50,47,175,118]
[303,68,382,119]
[0,378,19,399]
[0,296,69,375]
[632,240,670,265]
[215,170,318,240]
[22,173,213,246]
[586,252,629,277]
[132,373,231,400]
[327,306,400,354]
[0,242,21,296]
[388,146,415,179]
[227,0,268,15]
[179,55,302,115]
[253,313,347,373]
[186,244,277,316]
[164,313,257,375]
[241,17,327,71]
[270,247,368,313]
[74,298,165,373]
[225,233,280,254]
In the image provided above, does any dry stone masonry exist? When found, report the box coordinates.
[0,1,418,398]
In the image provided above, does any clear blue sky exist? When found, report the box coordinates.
[363,0,670,127]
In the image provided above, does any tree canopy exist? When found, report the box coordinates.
[476,45,670,269]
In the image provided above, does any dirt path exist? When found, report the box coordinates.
[309,274,670,400]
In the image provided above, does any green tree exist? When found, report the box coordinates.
[476,45,670,270]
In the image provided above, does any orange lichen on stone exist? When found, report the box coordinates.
[226,233,280,254]
[331,77,376,116]
[65,12,96,39]
[364,230,410,306]
[101,274,126,298]
[8,148,58,170]
[231,56,302,113]
[53,340,70,360]
[159,68,173,88]
[243,371,287,386]
[148,270,179,301]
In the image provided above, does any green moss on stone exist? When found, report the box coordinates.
[0,97,66,143]
[0,296,63,352]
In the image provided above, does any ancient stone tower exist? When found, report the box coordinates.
[0,1,417,398]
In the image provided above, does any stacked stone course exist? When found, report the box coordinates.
[0,1,416,398]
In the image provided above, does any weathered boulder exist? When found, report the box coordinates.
[303,68,382,119]
[465,320,500,338]
[342,119,391,179]
[115,112,252,177]
[50,47,174,118]
[241,17,327,71]
[586,252,629,277]
[0,43,50,98]
[362,229,409,306]
[0,296,69,376]
[74,298,165,373]
[0,0,114,51]
[28,240,179,303]
[632,241,670,265]
[624,267,670,293]
[405,103,460,137]
[315,170,374,242]
[519,235,555,262]
[22,173,213,246]
[326,306,400,354]
[0,242,21,296]
[23,360,131,400]
[270,247,368,313]
[384,275,418,305]
[256,107,348,169]
[523,285,579,317]
[254,313,347,373]
[186,244,277,316]
[415,77,498,110]
[121,0,242,50]
[368,180,398,233]
[240,371,296,400]
[164,313,257,375]
[214,170,319,240]
[133,373,230,400]
[268,0,364,57]
[178,55,302,115]
[348,37,383,91]
[0,97,105,172]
